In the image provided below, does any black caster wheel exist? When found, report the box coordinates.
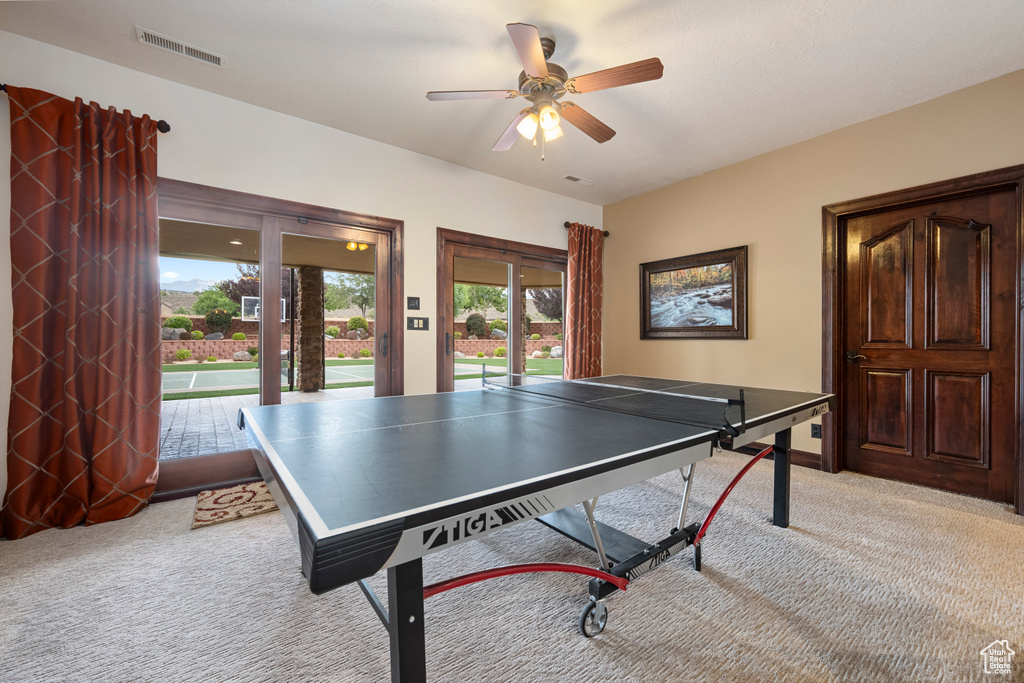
[578,598,608,638]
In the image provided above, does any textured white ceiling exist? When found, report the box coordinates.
[3,0,1023,205]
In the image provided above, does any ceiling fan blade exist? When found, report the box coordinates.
[506,23,549,79]
[560,102,616,143]
[493,111,530,152]
[566,57,664,94]
[426,90,519,101]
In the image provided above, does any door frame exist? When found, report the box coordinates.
[436,228,567,393]
[154,179,404,500]
[822,164,1024,514]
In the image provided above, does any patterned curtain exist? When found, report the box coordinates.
[2,86,161,540]
[564,223,604,379]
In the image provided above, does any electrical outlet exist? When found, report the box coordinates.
[811,424,821,439]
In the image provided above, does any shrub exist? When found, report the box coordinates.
[530,333,541,340]
[205,309,233,334]
[206,356,217,362]
[173,306,191,315]
[246,346,259,356]
[494,346,507,358]
[325,325,340,338]
[465,313,487,337]
[476,351,485,358]
[489,319,507,333]
[252,353,258,364]
[163,315,193,332]
[524,314,532,332]
[347,316,369,333]
[191,330,205,340]
[229,332,245,341]
[196,356,205,364]
[338,353,346,359]
[555,333,563,340]
[174,349,192,361]
[540,351,550,358]
[454,331,462,339]
[359,348,372,358]
[541,345,552,352]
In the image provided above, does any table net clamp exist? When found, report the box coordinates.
[415,372,770,637]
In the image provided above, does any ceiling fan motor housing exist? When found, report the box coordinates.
[518,63,569,102]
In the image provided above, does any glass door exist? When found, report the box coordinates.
[278,231,378,404]
[520,262,565,380]
[157,218,262,463]
[452,256,511,390]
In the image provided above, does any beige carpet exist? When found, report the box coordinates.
[1,451,1022,682]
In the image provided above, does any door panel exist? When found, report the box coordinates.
[860,368,911,454]
[842,188,1015,503]
[861,221,912,347]
[926,371,989,468]
[927,217,989,348]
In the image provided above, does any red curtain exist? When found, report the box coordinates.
[2,86,161,540]
[564,223,604,379]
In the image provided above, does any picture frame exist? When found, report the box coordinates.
[640,245,747,339]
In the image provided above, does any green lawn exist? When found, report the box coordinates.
[457,357,564,375]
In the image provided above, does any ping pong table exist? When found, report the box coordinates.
[238,373,833,682]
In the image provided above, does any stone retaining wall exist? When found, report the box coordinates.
[162,338,377,362]
[162,315,375,337]
[453,320,561,338]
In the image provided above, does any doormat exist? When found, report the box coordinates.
[191,481,278,529]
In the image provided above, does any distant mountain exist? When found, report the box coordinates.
[161,278,221,293]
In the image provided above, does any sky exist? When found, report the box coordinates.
[159,257,240,285]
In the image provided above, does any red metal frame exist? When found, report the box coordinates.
[423,562,629,599]
[694,445,774,545]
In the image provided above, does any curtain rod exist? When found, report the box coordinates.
[0,83,171,133]
[564,221,610,237]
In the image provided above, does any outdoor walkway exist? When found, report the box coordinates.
[159,380,481,461]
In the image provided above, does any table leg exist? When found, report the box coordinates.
[773,428,791,528]
[388,559,426,683]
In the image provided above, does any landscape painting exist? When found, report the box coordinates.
[640,246,747,339]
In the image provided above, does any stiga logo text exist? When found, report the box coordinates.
[422,502,543,549]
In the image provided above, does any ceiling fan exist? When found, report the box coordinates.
[426,23,664,152]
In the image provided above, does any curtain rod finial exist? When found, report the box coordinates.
[157,120,170,133]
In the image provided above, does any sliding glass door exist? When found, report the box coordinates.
[437,229,567,393]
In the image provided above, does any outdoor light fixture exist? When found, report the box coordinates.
[346,242,369,251]
[229,240,242,245]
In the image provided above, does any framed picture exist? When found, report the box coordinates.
[640,245,747,339]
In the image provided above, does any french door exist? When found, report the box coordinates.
[436,229,567,393]
[154,180,403,500]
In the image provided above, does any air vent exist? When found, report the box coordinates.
[562,175,596,187]
[135,26,224,67]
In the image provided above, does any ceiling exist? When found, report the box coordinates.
[4,1,1023,205]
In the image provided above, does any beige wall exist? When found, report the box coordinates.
[0,31,602,498]
[603,69,1024,455]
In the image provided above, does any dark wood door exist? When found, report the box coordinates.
[842,188,1016,503]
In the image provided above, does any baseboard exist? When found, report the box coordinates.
[731,441,823,470]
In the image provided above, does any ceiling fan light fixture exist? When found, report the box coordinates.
[358,243,369,251]
[543,124,563,142]
[346,242,358,251]
[538,103,560,131]
[516,110,539,140]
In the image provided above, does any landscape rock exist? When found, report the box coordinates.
[707,295,733,308]
[233,351,253,362]
[550,345,563,359]
[161,327,186,340]
[205,332,224,340]
[531,350,543,358]
[346,330,360,340]
[468,335,478,341]
[453,351,466,359]
[490,329,507,340]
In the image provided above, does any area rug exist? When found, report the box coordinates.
[191,481,278,529]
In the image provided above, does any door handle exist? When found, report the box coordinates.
[445,332,452,356]
[379,332,388,358]
[845,349,868,363]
